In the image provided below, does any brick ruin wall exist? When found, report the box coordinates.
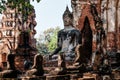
[72,0,120,52]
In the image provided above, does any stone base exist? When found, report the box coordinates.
[22,76,46,80]
[46,75,70,80]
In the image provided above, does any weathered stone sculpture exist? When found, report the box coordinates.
[0,53,21,78]
[50,6,82,65]
[26,54,44,76]
[74,44,81,65]
[57,54,66,75]
[49,54,66,75]
[47,54,71,80]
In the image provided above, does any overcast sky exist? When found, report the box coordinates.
[31,0,71,38]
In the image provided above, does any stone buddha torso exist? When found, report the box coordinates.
[57,26,81,60]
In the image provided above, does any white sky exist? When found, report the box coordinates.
[31,0,71,38]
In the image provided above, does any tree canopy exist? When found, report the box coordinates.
[0,0,41,14]
[36,27,60,55]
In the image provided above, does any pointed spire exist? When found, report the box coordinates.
[63,6,73,19]
[66,5,69,11]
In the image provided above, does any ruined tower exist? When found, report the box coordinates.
[0,2,37,70]
[71,0,120,52]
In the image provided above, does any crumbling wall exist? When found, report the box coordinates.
[72,0,120,52]
[0,2,37,70]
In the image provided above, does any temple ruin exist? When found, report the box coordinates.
[72,0,120,52]
[0,0,120,79]
[0,1,37,70]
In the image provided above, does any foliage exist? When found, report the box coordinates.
[0,0,6,13]
[0,0,41,15]
[47,27,59,52]
[36,41,49,55]
[36,27,60,55]
[0,0,41,34]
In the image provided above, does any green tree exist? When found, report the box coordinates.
[0,0,6,13]
[47,27,60,52]
[0,0,41,34]
[36,34,49,55]
[36,27,60,55]
[0,0,40,14]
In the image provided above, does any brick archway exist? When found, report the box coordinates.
[76,4,98,52]
[81,16,93,62]
[77,4,96,32]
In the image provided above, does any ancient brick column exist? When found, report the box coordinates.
[106,0,117,51]
[117,0,120,51]
[0,2,37,70]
